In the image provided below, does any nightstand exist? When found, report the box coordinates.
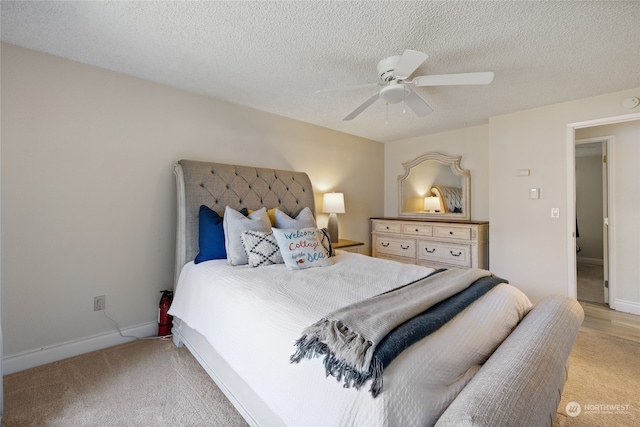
[333,239,365,254]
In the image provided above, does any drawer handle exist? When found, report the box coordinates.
[400,244,410,250]
[415,228,419,232]
[450,251,462,257]
[449,231,454,235]
[386,226,390,229]
[425,248,436,253]
[381,242,390,247]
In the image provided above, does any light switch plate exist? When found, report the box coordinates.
[551,208,560,218]
[529,188,540,199]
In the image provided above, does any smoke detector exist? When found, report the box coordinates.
[622,97,639,109]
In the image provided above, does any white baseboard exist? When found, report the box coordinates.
[2,321,157,375]
[576,257,603,265]
[614,299,640,316]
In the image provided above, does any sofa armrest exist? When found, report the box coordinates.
[435,295,584,427]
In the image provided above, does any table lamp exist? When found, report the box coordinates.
[323,192,345,243]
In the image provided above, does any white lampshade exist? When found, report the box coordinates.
[424,196,440,212]
[322,192,345,214]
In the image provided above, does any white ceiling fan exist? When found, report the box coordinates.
[318,50,494,121]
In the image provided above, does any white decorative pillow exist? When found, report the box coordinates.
[240,230,284,268]
[223,206,271,266]
[274,207,317,229]
[272,227,333,270]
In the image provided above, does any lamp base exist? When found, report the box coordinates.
[327,213,339,243]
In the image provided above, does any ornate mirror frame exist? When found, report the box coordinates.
[398,152,471,220]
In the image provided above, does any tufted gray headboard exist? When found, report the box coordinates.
[173,160,316,285]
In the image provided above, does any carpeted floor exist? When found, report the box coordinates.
[4,327,639,426]
[554,327,640,426]
[2,338,248,427]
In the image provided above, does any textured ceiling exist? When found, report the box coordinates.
[1,1,639,143]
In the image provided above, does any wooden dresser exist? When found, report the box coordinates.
[371,218,489,270]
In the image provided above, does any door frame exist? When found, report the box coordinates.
[566,112,640,307]
[574,136,612,306]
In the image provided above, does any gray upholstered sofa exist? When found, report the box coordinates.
[436,295,584,426]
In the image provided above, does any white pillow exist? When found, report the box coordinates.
[240,230,284,268]
[274,207,317,229]
[223,206,271,266]
[272,227,333,270]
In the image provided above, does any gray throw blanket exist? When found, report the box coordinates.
[290,268,498,396]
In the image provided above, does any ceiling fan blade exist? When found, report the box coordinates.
[404,88,434,117]
[343,93,380,121]
[393,50,429,79]
[315,83,379,94]
[412,71,494,86]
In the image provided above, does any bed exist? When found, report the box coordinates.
[431,185,463,213]
[169,160,584,427]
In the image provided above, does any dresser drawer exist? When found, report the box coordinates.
[433,225,472,240]
[417,241,471,267]
[375,236,416,258]
[373,221,403,234]
[402,223,433,237]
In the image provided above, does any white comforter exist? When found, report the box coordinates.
[169,251,532,427]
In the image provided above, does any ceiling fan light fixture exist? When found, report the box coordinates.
[335,49,493,121]
[380,83,409,104]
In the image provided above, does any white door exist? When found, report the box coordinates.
[575,138,610,306]
[601,141,610,304]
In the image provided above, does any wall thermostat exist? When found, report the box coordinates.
[622,97,639,109]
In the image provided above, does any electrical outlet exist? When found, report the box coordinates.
[94,295,105,311]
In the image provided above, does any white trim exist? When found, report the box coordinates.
[605,138,617,308]
[570,113,640,129]
[566,126,577,299]
[2,321,156,375]
[566,113,640,303]
[614,299,640,316]
[575,136,615,307]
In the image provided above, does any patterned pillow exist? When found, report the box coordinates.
[316,227,335,257]
[272,227,333,270]
[240,230,284,268]
[274,207,317,229]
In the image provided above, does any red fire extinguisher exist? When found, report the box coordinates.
[158,290,173,336]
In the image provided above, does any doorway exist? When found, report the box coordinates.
[567,112,640,315]
[575,138,609,306]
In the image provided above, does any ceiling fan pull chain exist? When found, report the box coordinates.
[385,102,389,125]
[403,89,407,114]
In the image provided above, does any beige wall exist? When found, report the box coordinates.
[489,89,640,304]
[384,125,490,220]
[576,154,604,264]
[1,43,383,361]
[574,154,604,261]
[383,89,639,307]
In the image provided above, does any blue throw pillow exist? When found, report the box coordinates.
[195,206,249,264]
[195,205,226,263]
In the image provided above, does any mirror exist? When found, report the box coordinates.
[398,152,470,220]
